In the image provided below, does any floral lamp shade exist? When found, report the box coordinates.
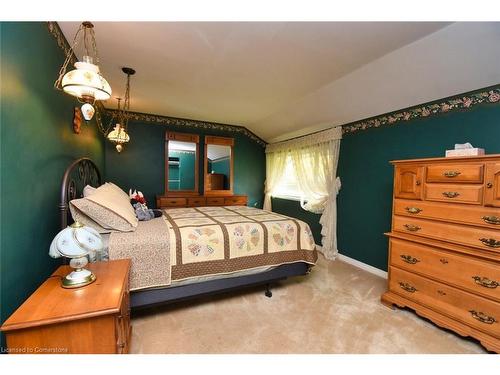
[49,222,103,288]
[61,60,112,101]
[107,124,130,152]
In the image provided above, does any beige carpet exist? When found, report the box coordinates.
[130,254,488,354]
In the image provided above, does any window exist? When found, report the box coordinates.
[272,155,302,200]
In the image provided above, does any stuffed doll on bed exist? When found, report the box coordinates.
[129,189,163,221]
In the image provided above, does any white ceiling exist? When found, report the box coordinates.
[58,22,500,142]
[207,144,231,160]
[169,140,196,152]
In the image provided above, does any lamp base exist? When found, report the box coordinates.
[61,268,96,289]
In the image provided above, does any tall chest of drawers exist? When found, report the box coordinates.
[381,154,500,353]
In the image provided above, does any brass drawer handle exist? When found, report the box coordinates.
[416,180,421,186]
[404,224,421,232]
[399,282,417,293]
[405,207,422,214]
[443,171,461,177]
[487,182,493,188]
[472,276,499,289]
[479,238,500,248]
[442,191,460,198]
[469,310,496,324]
[439,258,449,264]
[437,290,447,296]
[482,216,500,225]
[400,254,420,264]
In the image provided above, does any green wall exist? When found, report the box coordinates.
[337,102,500,271]
[104,120,265,208]
[0,22,105,348]
[168,150,196,190]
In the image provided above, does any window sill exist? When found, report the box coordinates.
[271,195,301,202]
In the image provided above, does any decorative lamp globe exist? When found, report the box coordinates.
[61,57,112,102]
[107,124,130,153]
[49,222,103,288]
[81,102,96,121]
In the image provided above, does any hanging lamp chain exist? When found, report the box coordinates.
[54,22,102,90]
[54,24,84,90]
[122,72,131,131]
[88,26,100,66]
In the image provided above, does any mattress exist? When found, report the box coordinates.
[101,206,318,291]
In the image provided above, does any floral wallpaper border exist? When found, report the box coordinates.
[342,87,500,135]
[106,109,267,147]
[46,22,267,147]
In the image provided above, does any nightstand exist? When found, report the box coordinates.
[1,259,131,354]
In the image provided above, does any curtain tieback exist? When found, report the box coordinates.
[334,177,342,196]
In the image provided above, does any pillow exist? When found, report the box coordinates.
[69,183,138,233]
[69,199,111,233]
[83,185,97,197]
[101,182,130,201]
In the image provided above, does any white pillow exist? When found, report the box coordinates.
[102,182,130,201]
[83,185,97,197]
[69,183,138,232]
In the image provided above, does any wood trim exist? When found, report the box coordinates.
[381,291,500,353]
[390,154,500,165]
[204,136,234,146]
[165,131,200,195]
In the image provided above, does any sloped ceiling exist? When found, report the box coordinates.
[58,22,500,142]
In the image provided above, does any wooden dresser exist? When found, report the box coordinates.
[207,173,225,190]
[1,259,131,354]
[382,154,500,353]
[156,194,248,208]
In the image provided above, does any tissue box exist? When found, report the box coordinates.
[445,148,485,157]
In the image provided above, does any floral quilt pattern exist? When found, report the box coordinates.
[162,205,318,280]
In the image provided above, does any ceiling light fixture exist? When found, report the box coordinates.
[107,67,135,153]
[54,21,111,121]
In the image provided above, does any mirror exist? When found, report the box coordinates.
[165,132,199,193]
[204,136,234,195]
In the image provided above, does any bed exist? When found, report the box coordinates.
[59,158,318,309]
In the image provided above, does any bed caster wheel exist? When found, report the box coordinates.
[265,284,272,298]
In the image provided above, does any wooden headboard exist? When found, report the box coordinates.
[59,158,102,229]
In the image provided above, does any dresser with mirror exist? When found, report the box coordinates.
[156,131,247,208]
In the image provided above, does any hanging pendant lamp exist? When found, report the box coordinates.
[54,22,111,121]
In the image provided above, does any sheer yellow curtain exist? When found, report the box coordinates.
[263,149,288,211]
[266,127,342,259]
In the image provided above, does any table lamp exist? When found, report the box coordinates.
[49,222,103,288]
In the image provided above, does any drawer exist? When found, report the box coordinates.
[224,196,247,206]
[424,183,483,205]
[393,215,500,251]
[426,164,484,183]
[394,198,500,228]
[206,197,225,206]
[389,267,500,338]
[159,197,187,207]
[390,238,500,302]
[187,197,206,207]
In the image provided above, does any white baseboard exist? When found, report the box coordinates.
[316,245,388,279]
